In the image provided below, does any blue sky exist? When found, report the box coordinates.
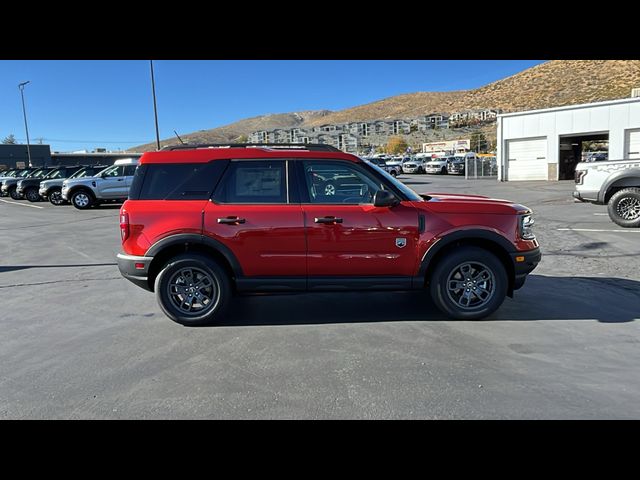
[0,60,544,152]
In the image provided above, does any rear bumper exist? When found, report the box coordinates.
[116,253,154,291]
[512,247,541,290]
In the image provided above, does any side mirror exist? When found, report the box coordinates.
[373,190,399,208]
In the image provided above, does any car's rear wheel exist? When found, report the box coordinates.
[607,188,640,228]
[48,188,66,205]
[429,246,508,320]
[154,254,232,326]
[71,189,94,209]
[25,188,40,202]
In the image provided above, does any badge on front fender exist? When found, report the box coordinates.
[396,238,407,248]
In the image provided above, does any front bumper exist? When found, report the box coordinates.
[117,253,154,291]
[61,186,69,200]
[572,190,599,203]
[39,186,48,197]
[511,247,541,290]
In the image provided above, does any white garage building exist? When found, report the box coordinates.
[497,96,640,181]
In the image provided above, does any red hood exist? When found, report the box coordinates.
[416,193,530,215]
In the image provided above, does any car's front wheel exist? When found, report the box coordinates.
[25,188,41,202]
[608,188,640,228]
[71,189,94,209]
[154,254,232,326]
[48,188,66,205]
[429,246,508,320]
[9,187,20,200]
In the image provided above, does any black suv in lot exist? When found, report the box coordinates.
[0,168,42,198]
[17,165,84,202]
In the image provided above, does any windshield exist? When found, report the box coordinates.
[43,168,62,179]
[363,160,423,202]
[97,165,121,177]
[31,169,48,178]
[67,168,87,179]
[18,170,35,178]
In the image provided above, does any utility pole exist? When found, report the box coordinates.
[150,60,161,150]
[18,81,33,166]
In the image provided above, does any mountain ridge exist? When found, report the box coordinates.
[132,60,640,152]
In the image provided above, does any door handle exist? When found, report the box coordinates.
[314,216,343,224]
[117,178,124,181]
[217,216,246,225]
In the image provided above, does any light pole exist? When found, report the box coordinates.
[18,81,33,167]
[149,60,161,150]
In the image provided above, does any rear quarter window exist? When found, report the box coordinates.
[130,161,229,200]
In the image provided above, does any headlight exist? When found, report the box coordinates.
[519,214,535,240]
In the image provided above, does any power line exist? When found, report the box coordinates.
[11,137,150,144]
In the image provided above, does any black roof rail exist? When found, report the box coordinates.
[160,143,341,152]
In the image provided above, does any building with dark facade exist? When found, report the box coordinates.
[0,144,52,169]
[0,144,141,169]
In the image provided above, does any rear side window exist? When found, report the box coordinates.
[131,161,228,200]
[213,160,287,204]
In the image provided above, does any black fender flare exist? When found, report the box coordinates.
[417,228,516,279]
[67,185,96,199]
[145,233,244,277]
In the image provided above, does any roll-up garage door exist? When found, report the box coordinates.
[506,137,548,181]
[626,129,640,159]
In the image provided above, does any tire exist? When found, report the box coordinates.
[324,183,336,196]
[607,188,640,228]
[154,254,232,326]
[9,187,20,200]
[71,189,94,209]
[48,188,66,206]
[429,246,508,320]
[25,188,40,202]
[390,170,397,177]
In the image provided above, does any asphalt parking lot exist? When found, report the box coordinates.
[1,174,639,419]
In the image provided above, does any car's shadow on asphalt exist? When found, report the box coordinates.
[402,180,431,185]
[200,275,640,327]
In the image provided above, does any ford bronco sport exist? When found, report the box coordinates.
[117,143,540,326]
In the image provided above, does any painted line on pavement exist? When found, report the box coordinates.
[0,199,44,209]
[557,228,640,233]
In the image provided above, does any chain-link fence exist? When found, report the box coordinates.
[465,156,497,179]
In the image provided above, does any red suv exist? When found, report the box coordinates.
[117,144,540,325]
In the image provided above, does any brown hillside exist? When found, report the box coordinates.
[132,110,331,152]
[304,60,640,126]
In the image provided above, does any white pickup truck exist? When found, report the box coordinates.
[573,158,640,227]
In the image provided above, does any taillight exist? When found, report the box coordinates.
[120,211,129,242]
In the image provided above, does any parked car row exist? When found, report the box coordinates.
[0,158,139,209]
[395,152,482,175]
